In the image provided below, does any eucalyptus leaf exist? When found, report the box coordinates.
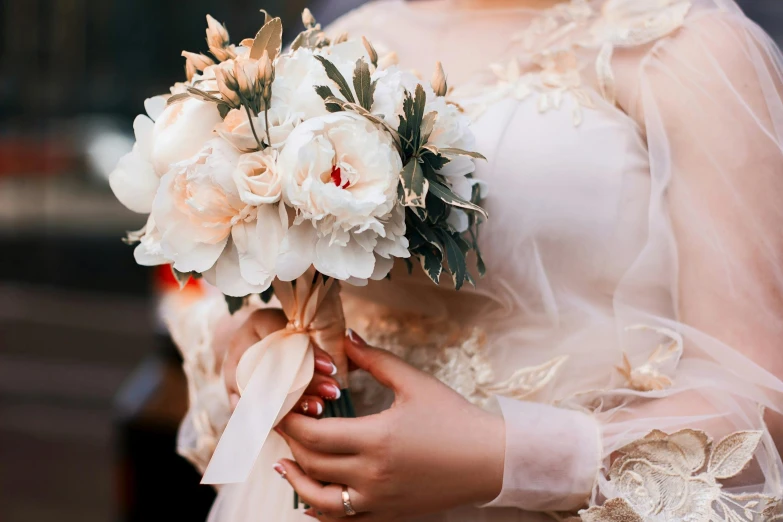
[400,160,428,208]
[428,180,488,218]
[250,17,283,61]
[352,59,375,111]
[314,56,355,103]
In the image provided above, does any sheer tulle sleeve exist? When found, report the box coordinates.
[486,4,783,517]
[577,4,783,518]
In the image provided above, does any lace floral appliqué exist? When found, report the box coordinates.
[580,429,782,522]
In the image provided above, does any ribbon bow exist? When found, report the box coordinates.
[202,269,346,484]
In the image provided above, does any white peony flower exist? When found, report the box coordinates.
[233,149,282,206]
[150,97,223,176]
[372,66,430,128]
[277,111,408,281]
[152,138,287,296]
[109,96,167,214]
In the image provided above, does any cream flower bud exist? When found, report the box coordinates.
[235,59,258,99]
[362,36,378,67]
[215,62,240,106]
[333,32,349,45]
[182,51,215,81]
[206,15,235,62]
[301,8,316,29]
[431,61,448,97]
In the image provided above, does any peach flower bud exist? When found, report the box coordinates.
[182,51,215,81]
[301,8,316,29]
[431,61,448,97]
[235,60,258,99]
[214,63,240,106]
[362,36,378,66]
[206,15,235,62]
[333,32,349,45]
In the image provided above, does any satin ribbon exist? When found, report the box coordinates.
[202,269,346,485]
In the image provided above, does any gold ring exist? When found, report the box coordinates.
[341,486,357,516]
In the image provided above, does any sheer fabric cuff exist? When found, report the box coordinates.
[482,397,602,512]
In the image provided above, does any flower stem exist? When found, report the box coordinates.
[264,106,272,148]
[243,103,263,150]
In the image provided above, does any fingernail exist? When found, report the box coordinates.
[315,356,338,376]
[315,402,323,415]
[347,328,366,347]
[319,382,341,400]
[229,393,240,409]
[273,463,287,478]
[304,509,316,518]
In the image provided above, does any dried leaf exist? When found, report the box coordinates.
[259,9,271,26]
[439,147,487,160]
[250,17,283,61]
[315,89,344,113]
[314,55,355,103]
[166,92,191,106]
[708,431,762,479]
[352,59,375,111]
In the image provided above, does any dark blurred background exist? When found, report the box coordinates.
[0,1,780,521]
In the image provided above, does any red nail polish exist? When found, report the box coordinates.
[347,328,366,347]
[315,356,338,376]
[318,382,341,400]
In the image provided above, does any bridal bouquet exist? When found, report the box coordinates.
[110,9,487,485]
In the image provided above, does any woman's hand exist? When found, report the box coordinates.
[223,308,342,416]
[275,331,505,521]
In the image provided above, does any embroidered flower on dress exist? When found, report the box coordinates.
[580,429,781,522]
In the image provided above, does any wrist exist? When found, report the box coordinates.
[471,411,506,505]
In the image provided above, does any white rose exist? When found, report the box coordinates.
[215,102,299,152]
[152,138,287,296]
[234,149,282,206]
[277,112,408,281]
[109,96,167,213]
[151,97,223,175]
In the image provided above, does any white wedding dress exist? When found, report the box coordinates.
[167,0,783,520]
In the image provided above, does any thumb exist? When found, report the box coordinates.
[344,329,421,394]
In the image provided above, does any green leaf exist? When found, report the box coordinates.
[259,286,274,303]
[420,111,438,144]
[314,87,343,112]
[399,159,428,208]
[428,180,488,218]
[171,266,192,289]
[409,213,443,254]
[438,147,487,160]
[440,231,468,290]
[224,295,246,314]
[352,59,375,111]
[250,17,283,61]
[418,247,443,284]
[314,55,355,103]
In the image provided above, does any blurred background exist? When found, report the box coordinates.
[0,0,780,521]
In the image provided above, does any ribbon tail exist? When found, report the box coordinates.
[201,330,312,484]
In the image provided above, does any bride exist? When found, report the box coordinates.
[169,0,783,520]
